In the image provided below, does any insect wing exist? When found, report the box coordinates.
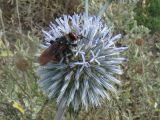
[39,45,56,65]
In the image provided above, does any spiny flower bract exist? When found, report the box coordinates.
[37,13,127,112]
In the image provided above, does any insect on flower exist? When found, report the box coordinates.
[37,0,128,120]
[39,32,84,65]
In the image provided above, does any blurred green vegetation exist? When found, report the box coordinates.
[135,0,160,33]
[0,0,160,120]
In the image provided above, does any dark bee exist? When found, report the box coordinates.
[39,32,80,65]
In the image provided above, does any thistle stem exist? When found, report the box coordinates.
[54,103,67,120]
[97,0,109,18]
[85,0,88,17]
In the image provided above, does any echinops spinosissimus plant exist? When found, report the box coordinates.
[37,0,128,120]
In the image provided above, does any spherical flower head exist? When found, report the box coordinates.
[37,13,127,112]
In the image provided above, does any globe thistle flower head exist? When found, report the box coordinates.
[37,0,127,119]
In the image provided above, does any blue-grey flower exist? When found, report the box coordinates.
[37,0,127,119]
